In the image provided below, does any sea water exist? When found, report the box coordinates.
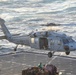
[0,0,76,55]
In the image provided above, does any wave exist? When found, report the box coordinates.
[0,0,76,54]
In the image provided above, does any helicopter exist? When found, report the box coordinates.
[0,18,76,58]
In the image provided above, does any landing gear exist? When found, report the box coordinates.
[64,45,70,55]
[14,45,18,51]
[48,52,53,58]
[65,51,70,55]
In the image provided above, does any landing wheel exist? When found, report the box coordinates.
[48,52,52,58]
[65,51,70,55]
[14,45,18,51]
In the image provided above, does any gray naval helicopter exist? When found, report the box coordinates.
[0,18,76,58]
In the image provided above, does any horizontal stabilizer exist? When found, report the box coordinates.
[0,34,20,40]
[0,36,6,39]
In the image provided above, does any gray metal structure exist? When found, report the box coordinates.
[0,51,76,75]
[0,18,76,58]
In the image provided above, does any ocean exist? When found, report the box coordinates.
[0,0,76,55]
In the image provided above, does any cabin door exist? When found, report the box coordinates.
[49,37,61,51]
[54,37,62,51]
[39,38,48,49]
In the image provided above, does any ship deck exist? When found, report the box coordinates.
[0,51,76,75]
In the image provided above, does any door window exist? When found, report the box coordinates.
[50,39,54,45]
[31,38,35,43]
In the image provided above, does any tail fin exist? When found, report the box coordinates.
[0,18,12,40]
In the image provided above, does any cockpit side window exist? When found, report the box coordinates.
[62,38,69,44]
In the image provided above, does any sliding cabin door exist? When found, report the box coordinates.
[39,38,48,49]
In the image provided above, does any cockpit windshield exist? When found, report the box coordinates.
[62,38,74,44]
[68,38,74,42]
[62,38,69,44]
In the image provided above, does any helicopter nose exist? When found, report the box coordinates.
[69,42,76,51]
